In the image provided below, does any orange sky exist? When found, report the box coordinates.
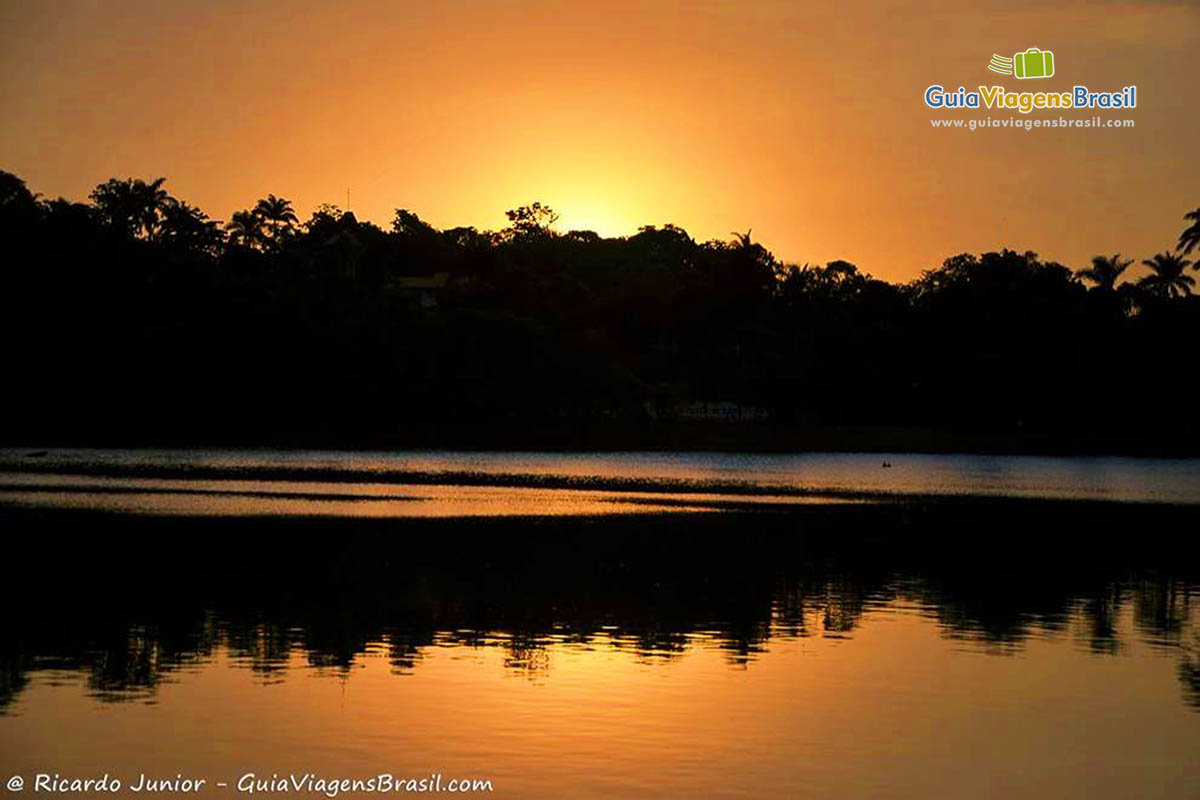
[1,0,1197,282]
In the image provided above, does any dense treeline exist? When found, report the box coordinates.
[2,169,1198,450]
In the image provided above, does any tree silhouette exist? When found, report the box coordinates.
[1078,254,1133,291]
[1138,252,1195,299]
[1178,207,1200,256]
[253,194,298,249]
[731,229,754,250]
[3,166,1199,451]
[89,177,169,240]
[718,228,777,297]
[159,198,223,256]
[0,170,37,210]
[392,209,436,238]
[225,209,265,250]
[503,202,558,240]
[0,170,40,233]
[304,203,344,234]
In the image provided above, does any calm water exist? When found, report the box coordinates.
[1,448,1199,515]
[2,450,1199,798]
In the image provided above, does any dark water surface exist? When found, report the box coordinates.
[1,450,1199,798]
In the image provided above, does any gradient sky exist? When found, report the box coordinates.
[1,0,1196,281]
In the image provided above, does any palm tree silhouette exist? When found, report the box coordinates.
[1138,252,1195,299]
[1078,254,1133,291]
[253,194,298,248]
[136,178,170,239]
[89,177,169,239]
[159,198,223,255]
[226,210,265,250]
[1178,207,1200,256]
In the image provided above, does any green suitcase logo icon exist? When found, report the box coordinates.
[1013,47,1054,79]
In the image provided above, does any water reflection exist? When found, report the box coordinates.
[2,505,1197,714]
[3,447,1199,505]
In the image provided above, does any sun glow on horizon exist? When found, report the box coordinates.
[1,1,1195,280]
[552,200,639,239]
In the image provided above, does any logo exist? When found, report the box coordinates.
[989,48,1055,79]
[924,46,1136,115]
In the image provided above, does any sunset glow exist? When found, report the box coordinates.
[3,0,1196,280]
[3,4,1200,799]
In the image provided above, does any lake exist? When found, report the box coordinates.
[1,449,1198,799]
[1,448,1199,515]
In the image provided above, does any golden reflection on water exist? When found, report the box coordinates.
[2,448,1199,505]
[0,473,857,516]
[2,603,1198,800]
[2,451,1199,798]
